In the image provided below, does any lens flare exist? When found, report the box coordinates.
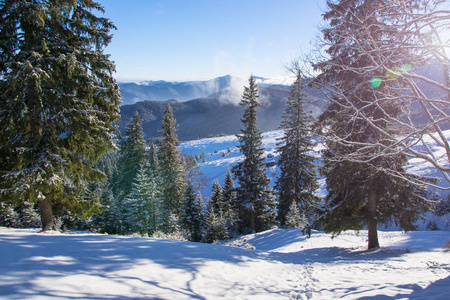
[370,77,382,88]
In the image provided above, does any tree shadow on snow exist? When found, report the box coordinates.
[0,231,253,299]
[355,275,450,300]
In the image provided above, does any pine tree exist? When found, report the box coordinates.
[159,105,186,219]
[180,181,205,242]
[222,168,238,236]
[276,71,319,226]
[19,201,41,228]
[315,0,433,249]
[203,202,228,243]
[91,180,116,233]
[117,112,148,198]
[232,75,276,233]
[125,164,161,235]
[0,1,121,231]
[148,142,160,171]
[210,180,224,215]
[285,201,307,229]
[0,205,21,228]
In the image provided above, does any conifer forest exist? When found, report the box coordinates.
[1,0,449,250]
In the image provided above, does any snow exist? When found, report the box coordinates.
[0,227,448,299]
[181,129,450,200]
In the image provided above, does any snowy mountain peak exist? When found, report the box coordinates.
[118,75,295,105]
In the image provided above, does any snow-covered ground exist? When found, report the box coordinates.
[0,227,448,299]
[180,129,450,199]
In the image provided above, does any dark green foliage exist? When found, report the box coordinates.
[159,105,186,219]
[181,181,204,242]
[209,180,224,215]
[116,112,148,198]
[0,0,121,230]
[232,75,277,233]
[315,0,433,248]
[0,204,21,228]
[276,71,319,226]
[202,203,228,243]
[125,164,162,235]
[221,168,239,236]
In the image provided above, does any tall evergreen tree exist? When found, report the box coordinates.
[117,112,148,198]
[180,181,204,242]
[285,201,307,229]
[232,75,276,233]
[159,105,186,220]
[314,0,432,249]
[222,168,238,236]
[275,71,319,226]
[0,1,121,230]
[202,202,228,243]
[210,180,224,215]
[125,164,161,235]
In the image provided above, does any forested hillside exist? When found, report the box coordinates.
[117,84,327,141]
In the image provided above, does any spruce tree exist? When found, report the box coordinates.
[232,75,276,233]
[285,201,307,229]
[275,71,319,226]
[180,181,204,242]
[159,105,186,221]
[125,164,161,235]
[117,112,148,198]
[203,202,228,243]
[315,0,432,249]
[222,168,238,236]
[210,180,224,215]
[0,1,121,231]
[92,180,116,234]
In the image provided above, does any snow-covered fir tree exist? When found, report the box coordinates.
[0,204,21,228]
[117,112,148,198]
[222,168,239,237]
[125,164,162,235]
[232,75,276,233]
[315,0,433,249]
[0,0,121,231]
[159,105,186,224]
[210,180,224,215]
[276,71,319,227]
[18,201,41,228]
[202,203,228,243]
[180,181,205,242]
[92,181,117,233]
[285,201,307,229]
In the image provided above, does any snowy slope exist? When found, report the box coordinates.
[0,227,448,299]
[180,129,449,199]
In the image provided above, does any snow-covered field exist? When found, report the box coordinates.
[0,227,448,299]
[180,129,450,199]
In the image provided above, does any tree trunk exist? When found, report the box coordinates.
[39,199,56,231]
[367,186,379,249]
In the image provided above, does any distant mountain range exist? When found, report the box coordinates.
[118,75,296,105]
[117,75,327,141]
[117,62,449,141]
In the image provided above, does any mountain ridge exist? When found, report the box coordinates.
[118,74,296,105]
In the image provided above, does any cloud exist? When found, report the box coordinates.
[218,76,246,105]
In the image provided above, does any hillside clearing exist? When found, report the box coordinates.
[1,227,448,299]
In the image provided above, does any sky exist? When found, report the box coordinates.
[96,0,327,82]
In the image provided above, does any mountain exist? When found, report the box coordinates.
[118,75,296,105]
[117,83,327,141]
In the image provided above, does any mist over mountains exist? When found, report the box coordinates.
[117,75,327,141]
[118,75,298,105]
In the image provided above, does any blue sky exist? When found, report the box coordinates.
[97,0,327,81]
